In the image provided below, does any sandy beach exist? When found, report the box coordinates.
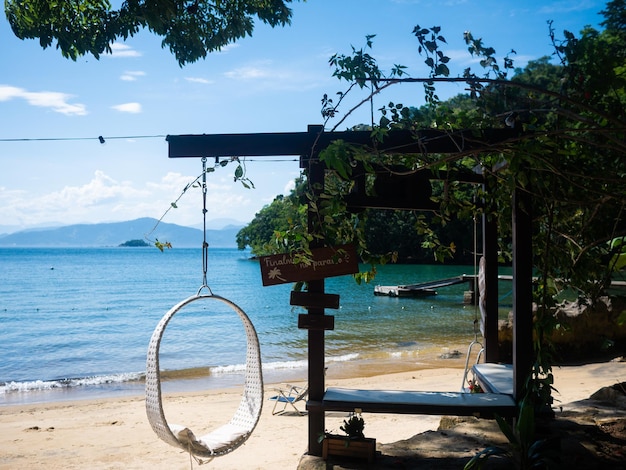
[1,361,625,470]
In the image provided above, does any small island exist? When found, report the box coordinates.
[119,239,150,247]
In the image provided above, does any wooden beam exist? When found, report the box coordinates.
[168,125,323,158]
[167,127,519,159]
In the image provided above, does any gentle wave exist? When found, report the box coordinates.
[1,372,144,394]
[0,353,375,395]
[1,345,467,396]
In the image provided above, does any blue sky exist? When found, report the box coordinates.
[0,0,605,232]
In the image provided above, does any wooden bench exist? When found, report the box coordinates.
[472,363,513,395]
[308,386,517,419]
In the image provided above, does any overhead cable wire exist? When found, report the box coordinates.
[0,134,167,142]
[0,135,301,162]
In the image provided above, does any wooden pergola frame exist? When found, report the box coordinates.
[167,124,533,457]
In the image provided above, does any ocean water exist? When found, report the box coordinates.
[0,247,511,406]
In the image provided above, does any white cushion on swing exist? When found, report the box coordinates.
[170,423,249,454]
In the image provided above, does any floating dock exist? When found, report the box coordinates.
[374,274,626,300]
[374,275,476,298]
[373,285,438,297]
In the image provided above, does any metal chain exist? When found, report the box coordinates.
[472,212,480,340]
[200,157,210,293]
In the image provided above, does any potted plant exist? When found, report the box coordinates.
[320,412,377,462]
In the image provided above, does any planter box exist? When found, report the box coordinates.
[322,436,376,462]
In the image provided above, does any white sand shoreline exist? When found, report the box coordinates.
[1,361,625,469]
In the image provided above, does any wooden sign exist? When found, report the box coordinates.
[298,314,335,331]
[259,245,359,286]
[290,291,340,310]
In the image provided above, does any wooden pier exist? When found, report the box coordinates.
[374,274,624,300]
[374,275,476,298]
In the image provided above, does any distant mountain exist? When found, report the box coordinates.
[0,223,64,236]
[197,217,249,230]
[0,217,244,248]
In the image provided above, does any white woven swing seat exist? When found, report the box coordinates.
[145,293,264,459]
[169,423,250,456]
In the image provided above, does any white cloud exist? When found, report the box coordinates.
[185,77,214,84]
[0,187,30,227]
[148,172,252,222]
[0,171,146,227]
[0,85,22,101]
[0,84,87,115]
[147,171,198,193]
[443,48,533,70]
[0,171,214,227]
[109,43,142,58]
[111,102,142,113]
[539,1,598,14]
[217,43,240,54]
[224,65,271,80]
[49,170,145,206]
[120,71,146,81]
[510,54,540,68]
[220,60,325,93]
[444,49,481,66]
[283,179,295,195]
[0,166,262,230]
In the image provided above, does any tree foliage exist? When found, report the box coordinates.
[241,3,626,287]
[238,0,626,407]
[236,176,307,255]
[290,1,625,407]
[4,0,296,66]
[316,2,625,294]
[238,190,478,264]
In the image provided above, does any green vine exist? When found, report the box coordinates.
[144,156,254,251]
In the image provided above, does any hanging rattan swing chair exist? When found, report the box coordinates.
[145,157,263,460]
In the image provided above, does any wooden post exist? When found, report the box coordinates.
[482,175,500,363]
[512,179,533,401]
[305,126,326,457]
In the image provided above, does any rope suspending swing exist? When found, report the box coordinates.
[145,157,264,461]
[461,211,485,392]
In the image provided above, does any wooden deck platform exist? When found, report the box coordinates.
[309,386,517,419]
[374,275,475,297]
[373,285,438,297]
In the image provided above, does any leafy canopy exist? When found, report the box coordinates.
[236,176,308,255]
[4,0,296,66]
